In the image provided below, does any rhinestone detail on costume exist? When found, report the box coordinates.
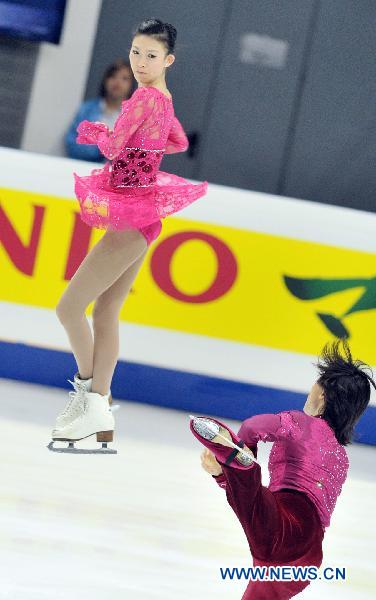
[74,86,208,231]
[267,411,349,529]
[109,147,165,188]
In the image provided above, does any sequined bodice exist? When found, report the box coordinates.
[74,85,206,232]
[76,86,189,187]
[110,88,174,187]
[107,87,174,188]
[109,146,164,188]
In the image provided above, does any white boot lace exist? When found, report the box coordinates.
[58,380,87,419]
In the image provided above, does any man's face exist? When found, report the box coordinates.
[303,381,325,416]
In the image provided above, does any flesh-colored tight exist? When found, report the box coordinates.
[56,228,148,395]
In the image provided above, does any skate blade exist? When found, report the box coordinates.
[189,414,256,463]
[47,441,117,454]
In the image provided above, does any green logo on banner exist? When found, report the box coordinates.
[284,276,376,339]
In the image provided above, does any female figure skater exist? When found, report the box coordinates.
[50,18,208,453]
[190,341,375,598]
[65,58,135,163]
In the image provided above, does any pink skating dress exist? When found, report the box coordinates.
[74,86,208,245]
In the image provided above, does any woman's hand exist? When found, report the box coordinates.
[76,120,109,144]
[95,122,113,135]
[200,448,223,476]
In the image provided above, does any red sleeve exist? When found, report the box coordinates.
[238,411,303,446]
[76,87,156,160]
[212,473,227,489]
[165,116,189,154]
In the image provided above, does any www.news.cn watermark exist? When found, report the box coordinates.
[220,565,346,582]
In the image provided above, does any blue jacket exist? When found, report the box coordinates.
[65,98,107,163]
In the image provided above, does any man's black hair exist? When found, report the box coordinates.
[315,340,375,445]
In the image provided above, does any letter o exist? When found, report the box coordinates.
[150,231,238,303]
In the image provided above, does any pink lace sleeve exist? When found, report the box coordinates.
[76,121,110,145]
[165,116,189,154]
[76,88,156,160]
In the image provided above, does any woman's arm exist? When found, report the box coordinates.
[76,88,156,160]
[165,116,189,154]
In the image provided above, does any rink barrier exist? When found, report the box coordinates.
[0,340,374,446]
[1,147,376,446]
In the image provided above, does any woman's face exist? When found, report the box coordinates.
[129,34,174,85]
[304,382,326,416]
[104,67,133,100]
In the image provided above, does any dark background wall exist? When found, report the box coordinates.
[2,1,375,214]
[86,0,226,184]
[0,36,38,149]
[282,0,376,212]
[86,0,376,213]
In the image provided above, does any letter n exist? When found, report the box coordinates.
[0,203,45,276]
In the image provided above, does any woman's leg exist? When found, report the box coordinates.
[56,229,147,380]
[90,247,147,395]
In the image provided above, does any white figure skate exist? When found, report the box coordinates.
[54,372,117,431]
[48,391,116,454]
[189,415,257,466]
[54,372,93,430]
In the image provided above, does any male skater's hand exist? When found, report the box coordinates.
[201,448,223,476]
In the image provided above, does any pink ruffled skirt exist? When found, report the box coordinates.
[73,162,208,233]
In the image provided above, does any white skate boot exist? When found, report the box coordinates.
[54,372,93,430]
[54,372,116,431]
[48,391,116,454]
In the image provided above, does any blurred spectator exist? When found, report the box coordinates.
[65,59,136,162]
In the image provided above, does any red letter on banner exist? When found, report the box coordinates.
[64,212,93,280]
[0,203,44,276]
[150,231,237,303]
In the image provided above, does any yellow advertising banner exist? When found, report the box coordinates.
[1,187,375,362]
